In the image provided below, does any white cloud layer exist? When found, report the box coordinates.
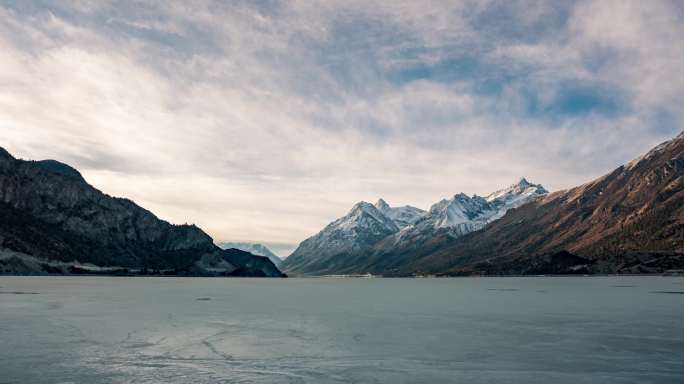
[1,1,682,255]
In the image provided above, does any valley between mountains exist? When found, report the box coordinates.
[1,130,682,277]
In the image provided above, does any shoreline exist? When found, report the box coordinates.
[4,273,680,279]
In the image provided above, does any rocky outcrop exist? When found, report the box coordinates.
[0,148,285,277]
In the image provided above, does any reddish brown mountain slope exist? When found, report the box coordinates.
[386,131,684,275]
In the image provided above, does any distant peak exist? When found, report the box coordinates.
[485,178,548,203]
[516,178,548,193]
[517,177,531,187]
[350,201,374,213]
[510,177,545,191]
[375,198,390,210]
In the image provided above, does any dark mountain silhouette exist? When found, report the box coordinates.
[0,148,285,277]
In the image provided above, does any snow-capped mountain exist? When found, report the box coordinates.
[376,178,548,261]
[485,178,549,221]
[217,242,282,266]
[419,178,548,233]
[336,201,400,233]
[374,198,427,228]
[282,202,402,274]
[375,132,684,276]
[427,193,494,233]
[281,178,549,275]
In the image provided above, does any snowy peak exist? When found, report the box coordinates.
[284,198,426,271]
[353,201,393,223]
[485,178,548,222]
[424,179,548,230]
[517,177,531,187]
[336,201,399,233]
[429,193,493,228]
[284,179,548,274]
[371,179,551,256]
[374,198,426,229]
[349,201,374,215]
[374,198,390,211]
[283,200,404,272]
[486,177,547,202]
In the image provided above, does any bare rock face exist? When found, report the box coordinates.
[0,148,285,277]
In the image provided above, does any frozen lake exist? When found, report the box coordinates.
[1,276,683,383]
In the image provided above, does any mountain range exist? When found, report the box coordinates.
[217,242,282,267]
[282,131,684,276]
[2,129,682,278]
[281,179,548,275]
[0,148,285,277]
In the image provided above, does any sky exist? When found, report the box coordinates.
[1,1,683,256]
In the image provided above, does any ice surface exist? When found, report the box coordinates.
[1,276,684,384]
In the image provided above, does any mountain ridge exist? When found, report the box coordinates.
[374,199,426,228]
[0,147,285,277]
[367,131,684,276]
[283,131,684,276]
[281,178,548,275]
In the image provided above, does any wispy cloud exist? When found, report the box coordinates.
[1,0,682,254]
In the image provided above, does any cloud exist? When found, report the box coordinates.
[0,1,682,255]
